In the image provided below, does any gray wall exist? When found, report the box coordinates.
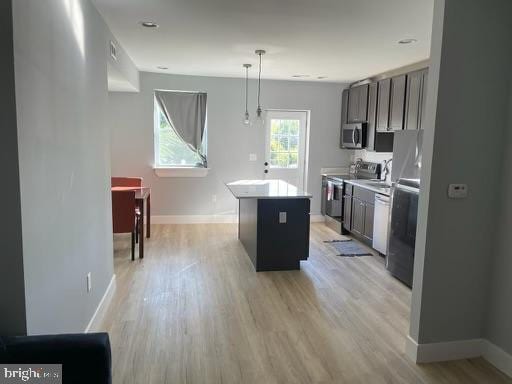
[0,0,26,336]
[410,0,512,346]
[105,27,140,92]
[486,81,512,355]
[109,72,352,217]
[13,0,114,334]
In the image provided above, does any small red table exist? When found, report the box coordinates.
[111,186,151,258]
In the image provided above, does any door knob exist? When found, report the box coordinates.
[264,162,269,166]
[264,170,268,174]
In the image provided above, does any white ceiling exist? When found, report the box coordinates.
[93,0,434,83]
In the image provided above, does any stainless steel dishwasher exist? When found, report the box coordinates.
[373,194,390,255]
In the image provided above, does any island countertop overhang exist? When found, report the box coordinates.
[225,179,312,199]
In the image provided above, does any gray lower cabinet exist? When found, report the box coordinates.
[363,203,374,241]
[343,195,352,231]
[344,186,376,244]
[351,197,365,236]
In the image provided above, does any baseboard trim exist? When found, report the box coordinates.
[406,335,512,378]
[85,274,116,333]
[152,214,326,224]
[482,340,512,378]
[310,214,326,223]
[151,215,238,224]
[405,336,483,363]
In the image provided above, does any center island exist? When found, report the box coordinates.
[226,180,312,271]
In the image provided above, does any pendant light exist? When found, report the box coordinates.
[242,64,252,126]
[255,49,266,123]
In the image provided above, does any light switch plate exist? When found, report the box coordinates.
[279,212,287,224]
[249,153,257,161]
[86,272,92,292]
[448,184,468,199]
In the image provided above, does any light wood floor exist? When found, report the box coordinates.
[98,224,511,384]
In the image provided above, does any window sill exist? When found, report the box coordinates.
[154,167,210,178]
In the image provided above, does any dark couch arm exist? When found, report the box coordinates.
[0,333,111,384]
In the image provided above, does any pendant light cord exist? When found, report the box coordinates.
[257,53,262,108]
[245,66,249,114]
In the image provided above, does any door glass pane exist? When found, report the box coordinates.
[289,120,299,136]
[289,136,298,152]
[269,119,300,169]
[289,153,298,167]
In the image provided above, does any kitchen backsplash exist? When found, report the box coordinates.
[352,150,392,163]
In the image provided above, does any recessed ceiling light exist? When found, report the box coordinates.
[157,66,168,70]
[317,76,328,80]
[292,74,310,78]
[140,21,159,28]
[398,38,418,45]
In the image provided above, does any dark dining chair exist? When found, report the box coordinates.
[111,177,144,237]
[111,177,143,188]
[111,190,141,260]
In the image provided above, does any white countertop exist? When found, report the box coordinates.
[344,179,391,196]
[320,167,350,177]
[226,180,312,199]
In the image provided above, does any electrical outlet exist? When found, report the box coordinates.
[448,184,468,199]
[86,272,92,293]
[279,212,287,224]
[212,194,217,203]
[249,153,257,161]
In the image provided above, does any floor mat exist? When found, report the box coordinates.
[324,239,373,257]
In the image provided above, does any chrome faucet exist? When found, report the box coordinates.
[382,159,392,182]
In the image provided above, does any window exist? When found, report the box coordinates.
[153,91,208,176]
[155,107,204,167]
[269,119,300,168]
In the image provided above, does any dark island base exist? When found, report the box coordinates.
[238,198,310,271]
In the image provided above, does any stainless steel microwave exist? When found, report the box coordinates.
[341,123,367,149]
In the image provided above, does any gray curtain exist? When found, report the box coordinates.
[155,90,207,167]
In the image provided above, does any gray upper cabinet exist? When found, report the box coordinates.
[389,74,406,131]
[341,88,349,126]
[404,70,422,130]
[366,82,378,151]
[348,84,369,123]
[376,78,391,131]
[419,70,429,130]
[405,69,428,130]
[348,87,359,123]
[342,67,429,149]
[357,85,368,122]
[340,89,349,148]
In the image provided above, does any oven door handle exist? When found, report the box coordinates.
[326,181,334,201]
[333,184,343,201]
